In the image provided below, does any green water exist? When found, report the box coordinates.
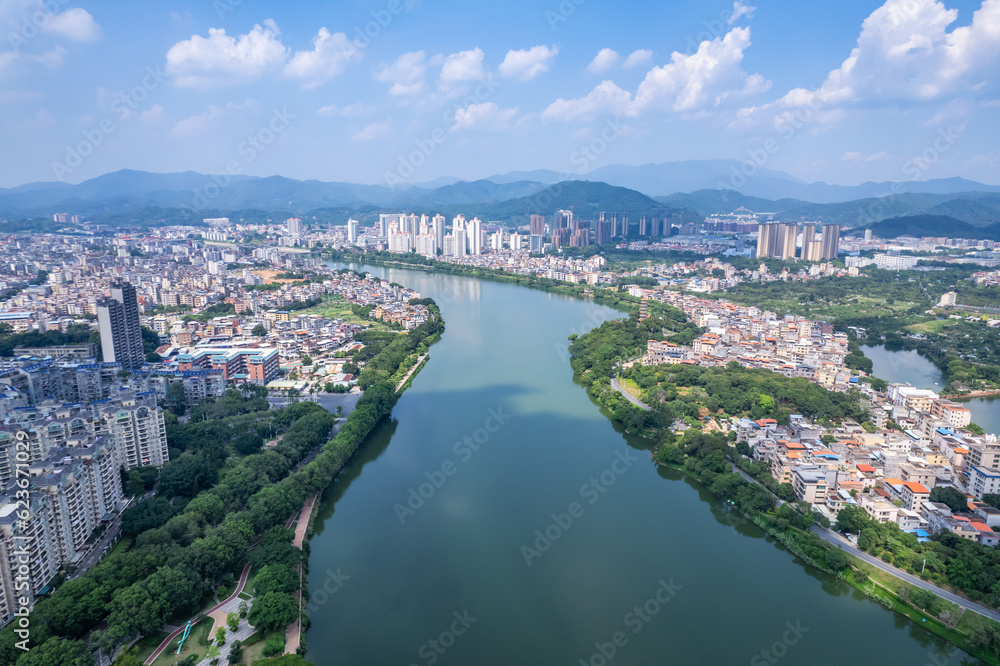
[864,344,1000,436]
[305,264,973,665]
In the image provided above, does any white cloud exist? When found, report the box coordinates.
[284,28,361,88]
[841,150,890,162]
[141,104,167,123]
[0,46,66,77]
[587,48,620,73]
[317,102,376,117]
[728,1,756,24]
[772,0,1000,112]
[375,51,427,96]
[622,49,653,69]
[352,121,390,141]
[42,8,102,42]
[498,45,557,81]
[546,27,769,120]
[632,28,768,113]
[166,20,288,87]
[170,100,256,137]
[451,102,518,130]
[438,47,485,90]
[542,80,632,121]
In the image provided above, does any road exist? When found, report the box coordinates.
[396,353,427,392]
[71,492,150,579]
[610,376,651,411]
[811,525,1000,623]
[284,494,319,656]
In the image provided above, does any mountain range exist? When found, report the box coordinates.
[1,161,998,232]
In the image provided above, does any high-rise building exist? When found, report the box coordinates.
[510,233,524,252]
[97,280,144,370]
[555,209,573,229]
[651,215,662,238]
[595,220,613,245]
[552,228,571,247]
[287,217,303,235]
[801,223,821,261]
[490,232,503,251]
[756,223,798,260]
[529,234,545,253]
[529,214,546,236]
[610,213,619,237]
[416,233,437,257]
[469,217,483,255]
[452,228,467,257]
[433,214,446,248]
[347,218,360,243]
[639,215,649,237]
[570,229,588,247]
[820,224,841,259]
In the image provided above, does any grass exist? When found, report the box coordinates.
[293,294,389,330]
[151,616,213,666]
[906,319,959,334]
[133,630,169,664]
[240,629,285,664]
[618,377,641,399]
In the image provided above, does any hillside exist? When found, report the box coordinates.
[858,215,1000,241]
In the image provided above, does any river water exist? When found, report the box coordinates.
[863,344,1000,436]
[305,263,972,665]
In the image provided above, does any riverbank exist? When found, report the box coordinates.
[574,318,1000,663]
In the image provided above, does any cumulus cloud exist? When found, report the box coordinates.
[769,0,1000,113]
[438,47,485,90]
[317,102,376,117]
[841,150,890,162]
[542,80,632,121]
[42,7,102,42]
[374,51,427,96]
[587,48,620,73]
[0,45,66,77]
[498,45,557,81]
[166,20,288,87]
[544,28,768,120]
[451,102,518,130]
[170,100,256,137]
[622,49,653,68]
[352,120,390,141]
[728,1,756,24]
[284,28,361,88]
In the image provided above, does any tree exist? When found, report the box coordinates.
[167,382,187,412]
[215,627,226,645]
[127,469,146,497]
[227,611,240,632]
[238,599,249,618]
[983,494,1000,510]
[252,324,267,336]
[263,635,286,657]
[929,486,968,513]
[825,549,848,572]
[112,646,143,666]
[247,591,299,633]
[253,564,299,596]
[228,640,243,664]
[966,423,985,436]
[18,638,94,666]
[301,355,313,367]
[205,645,220,662]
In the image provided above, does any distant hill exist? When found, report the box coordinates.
[423,180,702,225]
[855,214,1000,241]
[393,180,548,207]
[485,161,1000,202]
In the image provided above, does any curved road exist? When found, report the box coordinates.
[811,525,1000,623]
[610,376,650,411]
[144,563,252,665]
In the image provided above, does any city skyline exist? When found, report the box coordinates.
[1,0,999,188]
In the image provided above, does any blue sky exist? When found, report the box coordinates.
[1,0,998,188]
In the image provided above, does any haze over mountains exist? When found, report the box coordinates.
[1,160,998,234]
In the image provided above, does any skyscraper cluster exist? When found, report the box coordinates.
[756,223,840,260]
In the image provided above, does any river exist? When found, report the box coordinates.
[863,344,1000,436]
[305,263,972,665]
